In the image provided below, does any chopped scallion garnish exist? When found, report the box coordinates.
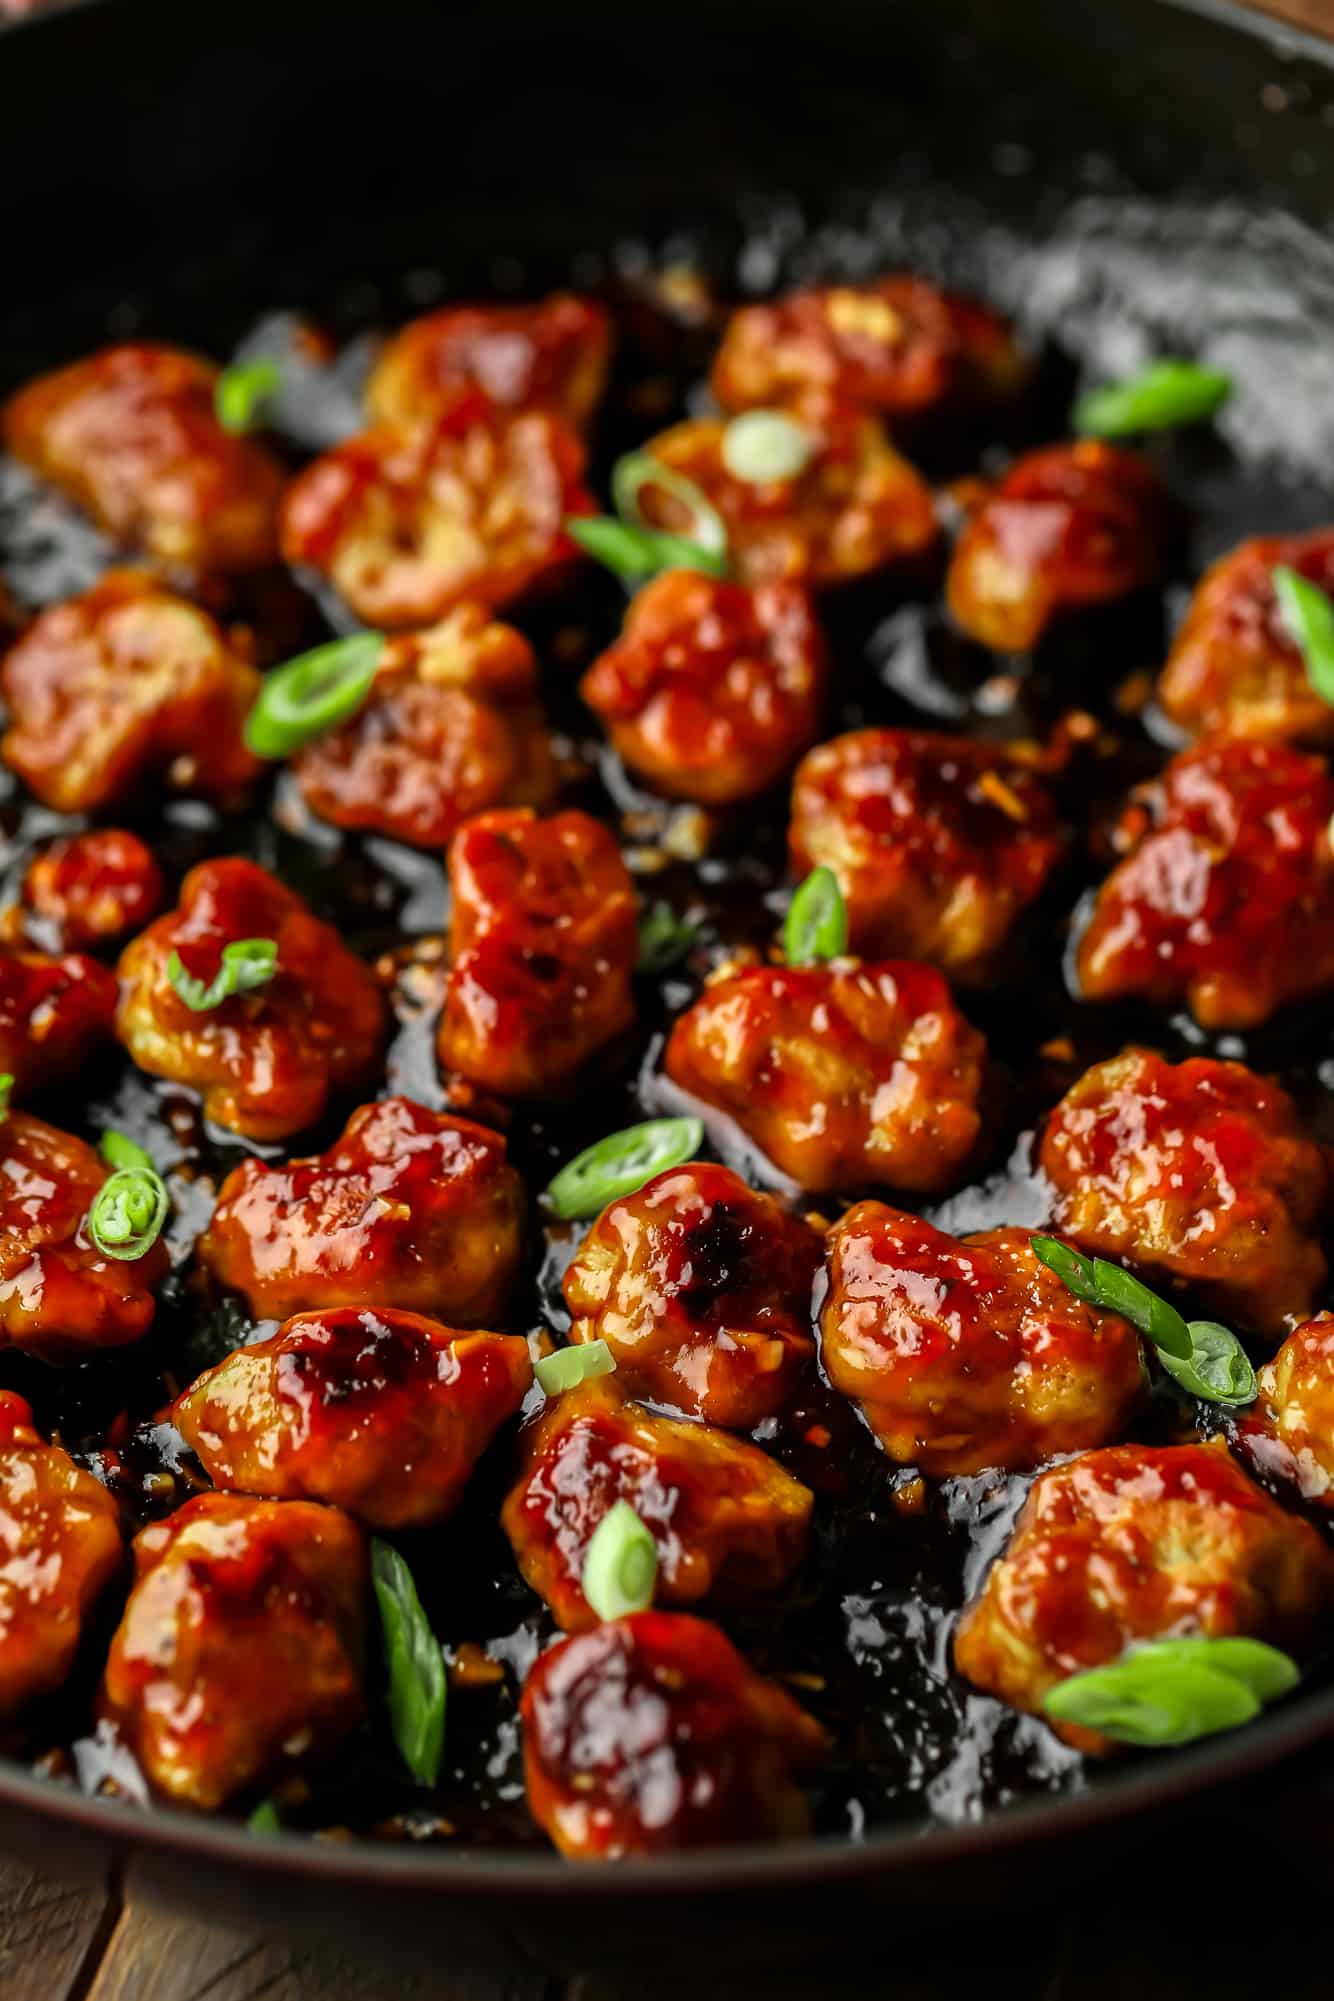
[535,1339,617,1397]
[543,1117,703,1221]
[167,938,278,1013]
[581,1499,658,1621]
[245,632,385,759]
[1073,358,1232,438]
[783,867,848,967]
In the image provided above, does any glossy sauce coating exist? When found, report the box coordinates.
[0,572,261,813]
[198,1095,523,1327]
[664,961,986,1195]
[1157,528,1334,744]
[0,1111,168,1361]
[820,1207,1144,1476]
[366,294,613,431]
[563,1163,820,1428]
[1249,1315,1334,1506]
[115,858,386,1140]
[438,808,637,1097]
[710,277,1025,421]
[17,830,164,951]
[0,1391,123,1723]
[0,946,117,1099]
[174,1309,532,1529]
[502,1377,812,1630]
[521,1610,828,1858]
[580,570,827,804]
[636,398,937,590]
[98,1492,366,1810]
[2,344,284,573]
[279,393,594,628]
[1039,1047,1329,1338]
[954,1439,1334,1753]
[1074,736,1334,1030]
[293,602,556,847]
[788,727,1066,979]
[946,441,1167,652]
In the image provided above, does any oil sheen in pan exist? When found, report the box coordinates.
[2,195,1333,1847]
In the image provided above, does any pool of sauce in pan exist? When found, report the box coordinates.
[3,220,1334,1849]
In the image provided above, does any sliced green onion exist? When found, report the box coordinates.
[215,356,283,435]
[544,1117,703,1221]
[1087,1257,1191,1361]
[1073,359,1232,439]
[247,1795,282,1834]
[244,632,385,760]
[1032,1236,1258,1397]
[1273,565,1334,707]
[721,410,814,484]
[0,1074,13,1124]
[637,903,698,974]
[1136,1636,1299,1703]
[783,867,848,967]
[1043,1634,1298,1747]
[88,1166,168,1262]
[612,452,728,557]
[1158,1320,1257,1407]
[167,938,278,1013]
[1030,1235,1101,1307]
[100,1128,155,1175]
[567,516,726,584]
[581,1499,658,1621]
[371,1538,446,1788]
[535,1339,617,1397]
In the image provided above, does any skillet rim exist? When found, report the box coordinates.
[0,0,1332,1898]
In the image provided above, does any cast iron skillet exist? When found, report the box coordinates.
[3,0,1334,1976]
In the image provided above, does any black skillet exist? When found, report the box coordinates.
[3,0,1334,1979]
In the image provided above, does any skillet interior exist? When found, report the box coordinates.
[2,0,1334,1958]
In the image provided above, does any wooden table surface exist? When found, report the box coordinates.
[1,0,1331,1993]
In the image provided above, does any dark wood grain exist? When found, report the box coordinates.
[83,1865,550,2001]
[0,1857,118,2001]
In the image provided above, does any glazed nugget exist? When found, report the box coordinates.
[820,1206,1143,1476]
[198,1095,523,1327]
[0,1112,167,1361]
[173,1309,532,1530]
[0,572,261,813]
[946,441,1167,652]
[293,602,555,847]
[1073,737,1334,1030]
[0,1391,122,1721]
[664,961,985,1195]
[953,1440,1334,1752]
[438,809,637,1097]
[2,343,284,572]
[562,1163,821,1429]
[1040,1048,1329,1339]
[1250,1315,1334,1505]
[710,277,1025,422]
[635,398,937,590]
[579,571,827,804]
[521,1611,827,1858]
[18,830,164,951]
[0,947,117,1098]
[788,728,1065,980]
[502,1377,812,1630]
[366,294,612,431]
[280,392,593,628]
[1157,529,1334,745]
[115,859,386,1141]
[99,1493,366,1810]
